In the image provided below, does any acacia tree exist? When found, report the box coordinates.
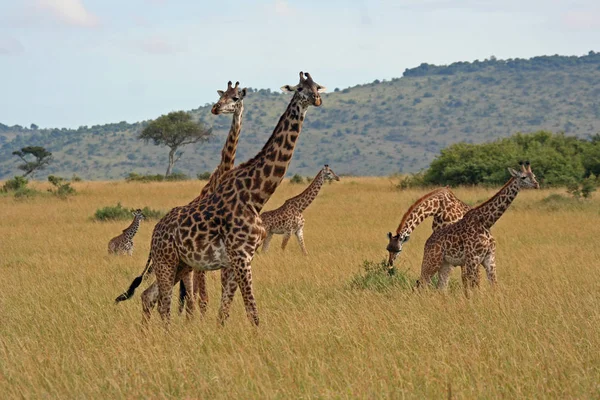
[138,111,212,177]
[12,146,53,177]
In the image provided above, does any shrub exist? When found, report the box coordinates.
[2,176,28,192]
[47,175,76,198]
[126,172,189,182]
[94,203,165,221]
[349,259,414,292]
[71,174,83,182]
[13,187,39,199]
[290,174,304,184]
[566,175,597,199]
[396,171,428,190]
[197,171,211,180]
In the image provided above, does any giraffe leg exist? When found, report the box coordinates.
[436,261,452,290]
[462,260,480,298]
[281,232,292,251]
[194,270,209,317]
[181,270,196,318]
[141,281,159,325]
[154,260,178,326]
[217,267,237,326]
[295,227,308,256]
[482,240,497,286]
[417,243,443,289]
[261,233,273,253]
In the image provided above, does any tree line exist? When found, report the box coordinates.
[402,131,600,187]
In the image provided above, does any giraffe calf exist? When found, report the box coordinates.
[108,209,145,256]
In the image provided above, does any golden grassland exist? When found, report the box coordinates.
[1,178,599,399]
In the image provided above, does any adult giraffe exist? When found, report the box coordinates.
[116,72,326,327]
[417,161,539,294]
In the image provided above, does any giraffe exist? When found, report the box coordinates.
[386,187,471,267]
[176,80,247,315]
[260,164,340,255]
[108,209,145,256]
[115,72,326,327]
[416,161,539,294]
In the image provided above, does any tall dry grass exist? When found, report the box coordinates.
[1,178,598,398]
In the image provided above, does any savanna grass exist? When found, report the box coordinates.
[0,178,598,398]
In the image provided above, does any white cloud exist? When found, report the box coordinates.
[274,0,293,16]
[0,36,24,55]
[36,0,99,28]
[137,36,181,55]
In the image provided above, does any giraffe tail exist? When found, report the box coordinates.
[115,256,152,303]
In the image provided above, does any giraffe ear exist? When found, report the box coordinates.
[403,235,410,243]
[281,84,297,93]
[508,168,520,177]
[317,85,327,93]
[217,90,225,97]
[387,232,393,240]
[239,88,247,98]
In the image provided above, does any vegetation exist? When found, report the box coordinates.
[349,259,414,292]
[289,174,304,184]
[0,179,598,398]
[399,131,600,188]
[93,202,165,221]
[1,175,29,192]
[12,146,52,177]
[196,171,211,180]
[1,52,599,179]
[47,175,76,198]
[125,172,189,183]
[138,111,212,177]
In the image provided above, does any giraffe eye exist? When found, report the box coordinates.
[232,96,239,101]
[297,87,303,92]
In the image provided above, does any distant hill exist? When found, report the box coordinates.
[1,51,600,180]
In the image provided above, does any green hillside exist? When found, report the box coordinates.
[1,51,600,180]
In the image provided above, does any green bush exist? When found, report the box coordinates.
[349,259,414,292]
[290,174,304,184]
[2,176,29,192]
[396,171,428,190]
[13,187,39,199]
[94,202,165,221]
[71,174,83,182]
[420,131,598,187]
[197,171,211,180]
[47,175,76,198]
[126,172,189,182]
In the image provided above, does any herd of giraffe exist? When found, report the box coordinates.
[109,71,540,327]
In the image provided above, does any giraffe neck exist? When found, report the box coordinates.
[199,102,244,198]
[285,170,326,213]
[221,94,309,212]
[470,178,520,229]
[123,217,141,239]
[395,188,447,237]
[218,102,243,173]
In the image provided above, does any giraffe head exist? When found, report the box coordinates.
[508,161,540,189]
[281,71,326,107]
[211,81,247,115]
[322,164,340,182]
[386,231,409,267]
[132,209,146,221]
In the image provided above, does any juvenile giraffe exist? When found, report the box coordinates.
[386,187,471,267]
[115,72,326,327]
[261,164,340,255]
[108,209,145,256]
[417,161,539,294]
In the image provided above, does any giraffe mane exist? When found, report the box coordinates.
[470,177,516,213]
[395,187,449,234]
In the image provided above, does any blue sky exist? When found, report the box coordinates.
[1,0,599,128]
